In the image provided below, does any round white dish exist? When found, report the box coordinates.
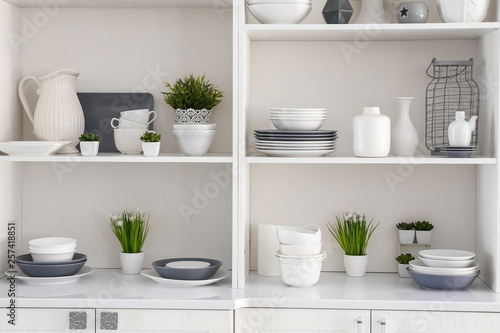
[270,107,327,112]
[247,3,312,24]
[419,256,475,268]
[166,261,211,269]
[271,118,325,131]
[9,266,93,284]
[419,249,475,261]
[0,141,71,156]
[140,268,229,287]
[409,259,478,275]
[257,148,335,157]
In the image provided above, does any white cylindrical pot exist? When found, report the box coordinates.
[392,97,419,156]
[397,229,415,244]
[257,224,281,277]
[437,0,489,23]
[343,254,368,277]
[355,0,389,24]
[120,252,145,275]
[353,107,391,157]
[416,231,432,244]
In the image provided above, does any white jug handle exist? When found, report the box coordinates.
[18,76,40,127]
[147,111,157,125]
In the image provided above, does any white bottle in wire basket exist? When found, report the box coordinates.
[447,111,478,147]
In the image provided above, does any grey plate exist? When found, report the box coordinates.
[408,268,479,290]
[152,258,222,280]
[16,253,87,265]
[77,93,154,152]
[16,260,86,277]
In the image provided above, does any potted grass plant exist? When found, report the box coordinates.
[395,253,415,278]
[326,211,379,277]
[396,222,415,244]
[109,209,150,274]
[78,133,100,156]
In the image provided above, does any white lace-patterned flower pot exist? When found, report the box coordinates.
[174,108,212,123]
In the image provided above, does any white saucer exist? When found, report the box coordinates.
[141,268,229,287]
[8,266,93,284]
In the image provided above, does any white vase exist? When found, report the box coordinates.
[18,69,85,154]
[398,263,411,278]
[436,0,489,23]
[120,252,144,275]
[416,231,432,244]
[397,229,415,244]
[80,141,99,156]
[353,107,391,157]
[343,254,368,277]
[355,0,389,24]
[392,97,419,156]
[142,142,160,157]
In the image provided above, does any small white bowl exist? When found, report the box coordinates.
[173,129,216,156]
[271,117,325,131]
[29,244,76,253]
[277,255,325,287]
[28,237,76,248]
[30,251,75,263]
[276,225,321,245]
[419,256,475,268]
[247,0,311,4]
[279,242,322,256]
[276,250,326,260]
[248,3,312,24]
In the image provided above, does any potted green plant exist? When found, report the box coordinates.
[140,131,161,157]
[395,253,415,278]
[396,222,415,244]
[162,74,223,123]
[326,211,379,277]
[78,133,100,156]
[415,221,433,244]
[109,209,150,274]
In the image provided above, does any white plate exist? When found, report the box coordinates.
[257,148,335,157]
[141,268,229,287]
[8,266,93,284]
[419,256,475,268]
[0,141,71,156]
[255,145,335,150]
[165,260,211,269]
[255,140,336,146]
[419,249,475,261]
[269,107,326,112]
[409,259,478,275]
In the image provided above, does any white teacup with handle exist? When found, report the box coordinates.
[110,117,148,129]
[120,109,156,124]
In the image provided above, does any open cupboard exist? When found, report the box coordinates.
[0,0,499,301]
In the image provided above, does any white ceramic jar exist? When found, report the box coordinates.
[353,107,391,157]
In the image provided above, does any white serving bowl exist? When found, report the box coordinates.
[248,0,311,4]
[248,3,312,24]
[269,111,327,116]
[409,259,479,275]
[279,242,322,256]
[29,244,76,253]
[173,129,216,156]
[173,123,217,130]
[419,249,475,261]
[30,251,76,263]
[114,128,145,154]
[270,107,327,112]
[419,256,475,268]
[271,118,325,131]
[276,225,321,245]
[277,254,325,287]
[28,237,76,248]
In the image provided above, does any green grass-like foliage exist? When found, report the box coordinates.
[326,212,379,256]
[395,253,415,264]
[414,221,433,231]
[396,222,415,230]
[110,209,150,253]
[162,74,223,110]
[140,131,161,142]
[79,133,100,141]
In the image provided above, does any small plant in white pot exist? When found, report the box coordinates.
[414,221,433,244]
[140,131,161,157]
[78,133,100,156]
[396,222,415,244]
[326,211,379,278]
[395,253,414,278]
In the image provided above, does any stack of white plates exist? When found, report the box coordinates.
[269,108,327,131]
[254,129,337,157]
[407,249,479,290]
[441,146,477,158]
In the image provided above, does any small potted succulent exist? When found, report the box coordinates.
[395,253,415,278]
[326,211,379,277]
[396,222,415,244]
[415,221,434,244]
[140,131,161,157]
[162,74,223,123]
[78,133,100,156]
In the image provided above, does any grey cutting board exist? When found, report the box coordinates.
[77,92,154,152]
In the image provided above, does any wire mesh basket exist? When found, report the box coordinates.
[425,58,479,154]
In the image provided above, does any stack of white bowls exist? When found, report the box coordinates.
[111,109,157,154]
[247,0,312,24]
[275,225,325,287]
[270,107,327,131]
[172,123,217,156]
[29,237,77,262]
[407,249,480,290]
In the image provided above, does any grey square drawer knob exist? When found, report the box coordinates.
[69,311,87,330]
[100,312,119,330]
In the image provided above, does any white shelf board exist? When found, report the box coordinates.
[245,153,497,165]
[0,152,233,163]
[2,0,232,8]
[244,23,500,41]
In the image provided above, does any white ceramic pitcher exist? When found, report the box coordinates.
[18,69,85,154]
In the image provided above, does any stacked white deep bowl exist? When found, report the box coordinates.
[270,108,327,131]
[407,249,480,290]
[275,225,325,287]
[172,123,217,156]
[247,0,312,24]
[29,237,77,262]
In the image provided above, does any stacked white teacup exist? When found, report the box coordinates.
[275,225,325,287]
[111,109,156,154]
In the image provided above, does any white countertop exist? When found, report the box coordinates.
[2,270,500,312]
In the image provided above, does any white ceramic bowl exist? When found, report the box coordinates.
[276,249,326,260]
[114,128,146,154]
[248,3,312,24]
[276,225,321,245]
[436,0,489,23]
[419,256,475,268]
[277,254,325,287]
[28,237,76,248]
[30,251,76,263]
[271,117,325,131]
[270,107,327,112]
[247,0,311,4]
[173,129,216,156]
[419,249,475,261]
[409,259,479,275]
[29,244,76,253]
[279,242,322,256]
[173,123,217,130]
